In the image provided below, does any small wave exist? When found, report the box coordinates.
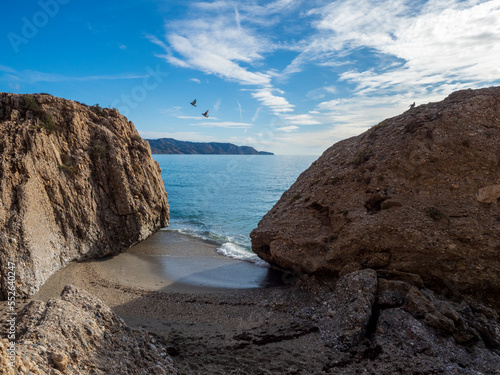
[217,242,269,268]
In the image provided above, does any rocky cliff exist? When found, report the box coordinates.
[0,93,169,299]
[147,138,274,155]
[251,87,500,309]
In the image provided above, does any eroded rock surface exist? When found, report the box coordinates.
[0,93,169,298]
[0,285,177,374]
[251,87,500,308]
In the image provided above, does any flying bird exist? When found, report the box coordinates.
[202,110,209,118]
[190,99,197,107]
[409,102,415,109]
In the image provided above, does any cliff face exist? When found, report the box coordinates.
[0,93,169,298]
[147,138,274,155]
[251,87,500,308]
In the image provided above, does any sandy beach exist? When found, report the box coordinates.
[34,230,284,298]
[30,230,334,374]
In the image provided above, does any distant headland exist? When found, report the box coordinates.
[146,138,274,155]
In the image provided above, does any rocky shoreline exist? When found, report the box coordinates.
[2,266,499,374]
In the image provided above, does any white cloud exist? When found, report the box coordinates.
[276,125,299,132]
[236,100,243,122]
[0,65,148,84]
[158,106,182,115]
[150,1,304,116]
[297,0,500,94]
[176,115,204,119]
[155,9,274,86]
[147,0,500,155]
[251,107,262,123]
[189,121,252,128]
[138,130,213,142]
[189,78,201,84]
[283,113,321,125]
[214,98,222,112]
[251,88,294,114]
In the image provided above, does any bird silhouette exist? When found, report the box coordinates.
[202,110,209,118]
[409,102,415,109]
[190,99,197,107]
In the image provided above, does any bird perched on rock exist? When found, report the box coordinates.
[202,110,209,118]
[409,102,415,109]
[190,99,197,107]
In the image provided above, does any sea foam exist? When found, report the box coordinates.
[218,242,269,268]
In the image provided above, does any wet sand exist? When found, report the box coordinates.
[34,230,283,301]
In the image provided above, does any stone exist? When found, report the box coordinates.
[403,288,436,318]
[373,307,500,373]
[476,184,500,203]
[424,311,456,334]
[51,352,69,372]
[377,279,412,307]
[321,269,377,350]
[251,87,500,309]
[13,285,177,374]
[0,93,169,299]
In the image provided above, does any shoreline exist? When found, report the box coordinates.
[33,229,284,302]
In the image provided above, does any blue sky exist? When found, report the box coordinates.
[1,0,500,155]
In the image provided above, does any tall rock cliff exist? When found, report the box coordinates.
[0,93,169,298]
[251,87,500,308]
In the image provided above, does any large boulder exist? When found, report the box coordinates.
[0,285,177,374]
[251,87,500,309]
[0,93,169,298]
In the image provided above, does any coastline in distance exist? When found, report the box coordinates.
[146,138,274,155]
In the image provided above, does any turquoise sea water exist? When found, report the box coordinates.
[154,155,318,266]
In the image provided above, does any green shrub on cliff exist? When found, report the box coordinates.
[41,115,55,132]
[22,94,40,111]
[92,144,107,158]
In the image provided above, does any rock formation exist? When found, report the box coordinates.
[0,93,169,298]
[0,285,177,374]
[315,269,500,373]
[251,87,500,309]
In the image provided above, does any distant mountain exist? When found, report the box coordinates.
[146,138,274,155]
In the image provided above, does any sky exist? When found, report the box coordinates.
[1,0,500,155]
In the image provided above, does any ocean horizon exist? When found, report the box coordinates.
[154,154,318,265]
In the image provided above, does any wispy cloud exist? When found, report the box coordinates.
[294,0,500,94]
[251,107,262,123]
[214,98,222,112]
[251,88,294,114]
[189,121,252,128]
[189,78,201,84]
[154,9,273,86]
[236,99,243,123]
[176,115,204,120]
[149,0,500,154]
[138,130,217,142]
[283,113,321,125]
[149,1,304,116]
[276,125,299,132]
[0,65,148,84]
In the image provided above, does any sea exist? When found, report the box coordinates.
[154,155,318,267]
